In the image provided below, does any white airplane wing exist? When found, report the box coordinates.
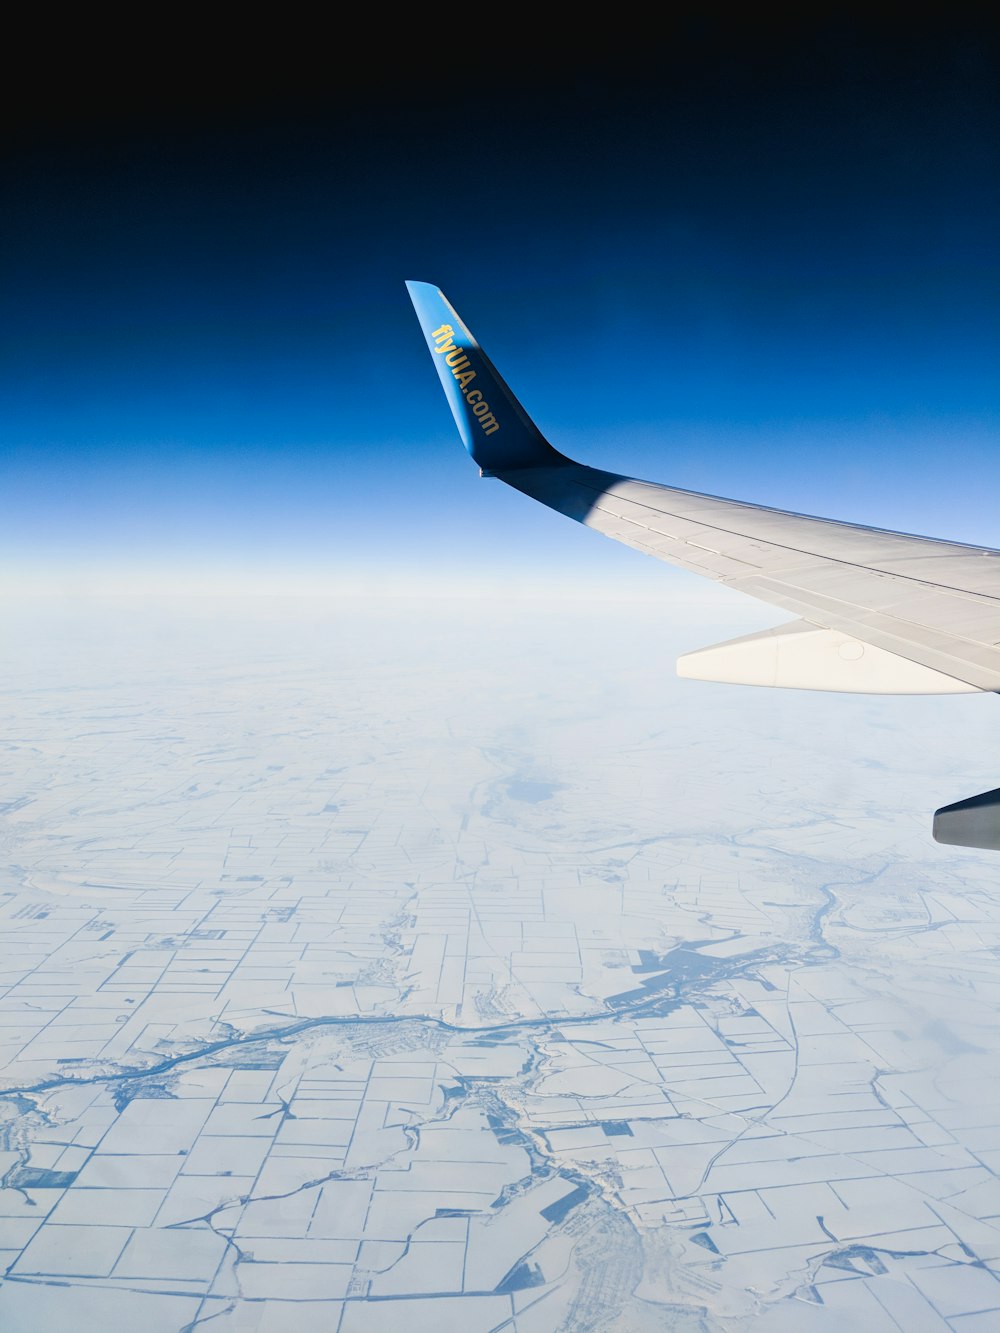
[406,281,1000,849]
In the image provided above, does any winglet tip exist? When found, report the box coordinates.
[406,281,567,473]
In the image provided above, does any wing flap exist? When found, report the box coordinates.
[677,619,979,693]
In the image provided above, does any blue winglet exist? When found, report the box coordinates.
[406,281,569,473]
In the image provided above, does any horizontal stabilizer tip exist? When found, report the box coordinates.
[934,788,1000,851]
[406,281,568,473]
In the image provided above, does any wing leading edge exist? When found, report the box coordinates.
[406,281,1000,847]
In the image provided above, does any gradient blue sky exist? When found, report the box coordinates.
[3,18,998,597]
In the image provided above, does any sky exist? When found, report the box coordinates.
[3,17,998,599]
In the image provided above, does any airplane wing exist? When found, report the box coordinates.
[406,280,1000,849]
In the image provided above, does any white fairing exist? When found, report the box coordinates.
[677,619,982,693]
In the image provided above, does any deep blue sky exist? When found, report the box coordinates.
[3,18,998,596]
